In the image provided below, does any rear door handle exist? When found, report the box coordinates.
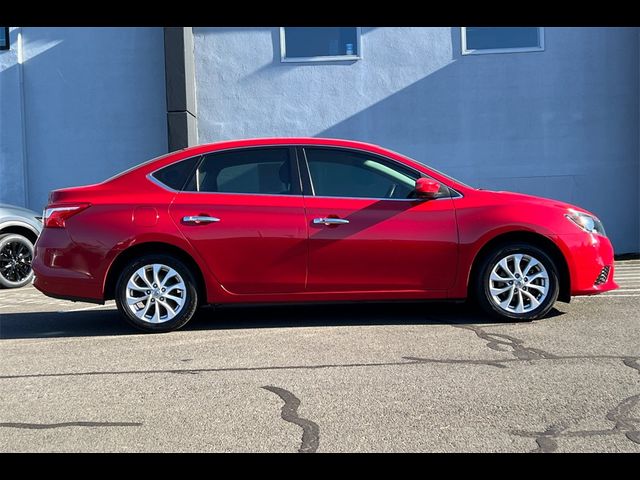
[182,215,221,224]
[313,217,350,226]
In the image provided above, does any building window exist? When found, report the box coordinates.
[280,27,361,62]
[0,28,9,51]
[461,27,544,55]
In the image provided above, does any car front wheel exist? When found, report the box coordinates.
[115,254,199,333]
[0,233,35,289]
[475,243,560,321]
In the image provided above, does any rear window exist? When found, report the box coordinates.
[151,156,200,191]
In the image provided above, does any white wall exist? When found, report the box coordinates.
[0,28,27,206]
[0,27,168,211]
[193,27,640,253]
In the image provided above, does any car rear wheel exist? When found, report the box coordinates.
[0,233,35,289]
[115,254,199,333]
[475,243,559,321]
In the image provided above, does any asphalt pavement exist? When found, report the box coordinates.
[0,261,638,452]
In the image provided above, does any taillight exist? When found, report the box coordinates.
[43,203,91,228]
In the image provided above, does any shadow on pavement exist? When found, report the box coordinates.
[0,301,565,340]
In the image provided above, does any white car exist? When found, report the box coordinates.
[0,204,43,288]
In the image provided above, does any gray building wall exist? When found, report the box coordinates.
[0,27,168,212]
[0,28,28,207]
[193,27,640,254]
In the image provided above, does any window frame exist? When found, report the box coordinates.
[148,144,462,200]
[461,27,545,56]
[1,27,9,51]
[178,146,303,197]
[280,27,362,63]
[298,146,452,201]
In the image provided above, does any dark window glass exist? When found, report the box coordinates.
[283,27,358,59]
[305,148,420,199]
[1,28,9,50]
[465,27,541,50]
[152,156,200,191]
[185,148,293,195]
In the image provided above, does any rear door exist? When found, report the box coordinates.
[169,146,308,294]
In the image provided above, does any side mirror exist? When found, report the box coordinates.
[415,178,441,199]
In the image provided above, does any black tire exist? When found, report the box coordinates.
[115,254,199,333]
[474,243,559,322]
[0,233,35,289]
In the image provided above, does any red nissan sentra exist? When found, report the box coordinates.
[32,138,618,332]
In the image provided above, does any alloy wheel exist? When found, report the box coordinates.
[0,239,33,284]
[488,253,549,314]
[125,263,187,324]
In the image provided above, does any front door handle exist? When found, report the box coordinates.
[313,217,350,226]
[182,215,221,224]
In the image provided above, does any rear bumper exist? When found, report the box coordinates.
[32,228,104,303]
[553,232,618,296]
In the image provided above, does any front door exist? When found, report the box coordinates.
[300,147,458,293]
[169,147,307,295]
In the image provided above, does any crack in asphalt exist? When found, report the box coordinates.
[456,325,640,451]
[262,386,319,453]
[454,325,558,360]
[623,357,640,374]
[528,424,568,453]
[0,360,435,380]
[402,356,508,369]
[512,392,640,451]
[0,421,142,430]
[607,393,640,444]
[0,355,638,380]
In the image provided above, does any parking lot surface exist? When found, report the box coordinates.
[1,261,639,452]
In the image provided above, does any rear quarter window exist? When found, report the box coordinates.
[151,156,200,191]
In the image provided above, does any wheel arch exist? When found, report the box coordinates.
[467,231,571,303]
[104,242,207,302]
[0,223,39,245]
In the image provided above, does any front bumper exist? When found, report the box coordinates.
[553,232,618,296]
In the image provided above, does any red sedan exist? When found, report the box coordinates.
[33,138,617,332]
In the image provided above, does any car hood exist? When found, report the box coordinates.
[477,190,594,216]
[0,203,41,218]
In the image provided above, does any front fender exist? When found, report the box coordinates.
[448,197,566,299]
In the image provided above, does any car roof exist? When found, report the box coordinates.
[107,138,391,182]
[175,137,385,156]
[111,137,472,193]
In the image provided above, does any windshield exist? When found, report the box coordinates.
[426,165,473,189]
[378,145,474,189]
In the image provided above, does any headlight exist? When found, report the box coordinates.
[565,210,606,236]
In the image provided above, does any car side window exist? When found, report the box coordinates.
[151,156,200,191]
[184,148,295,195]
[304,148,420,199]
